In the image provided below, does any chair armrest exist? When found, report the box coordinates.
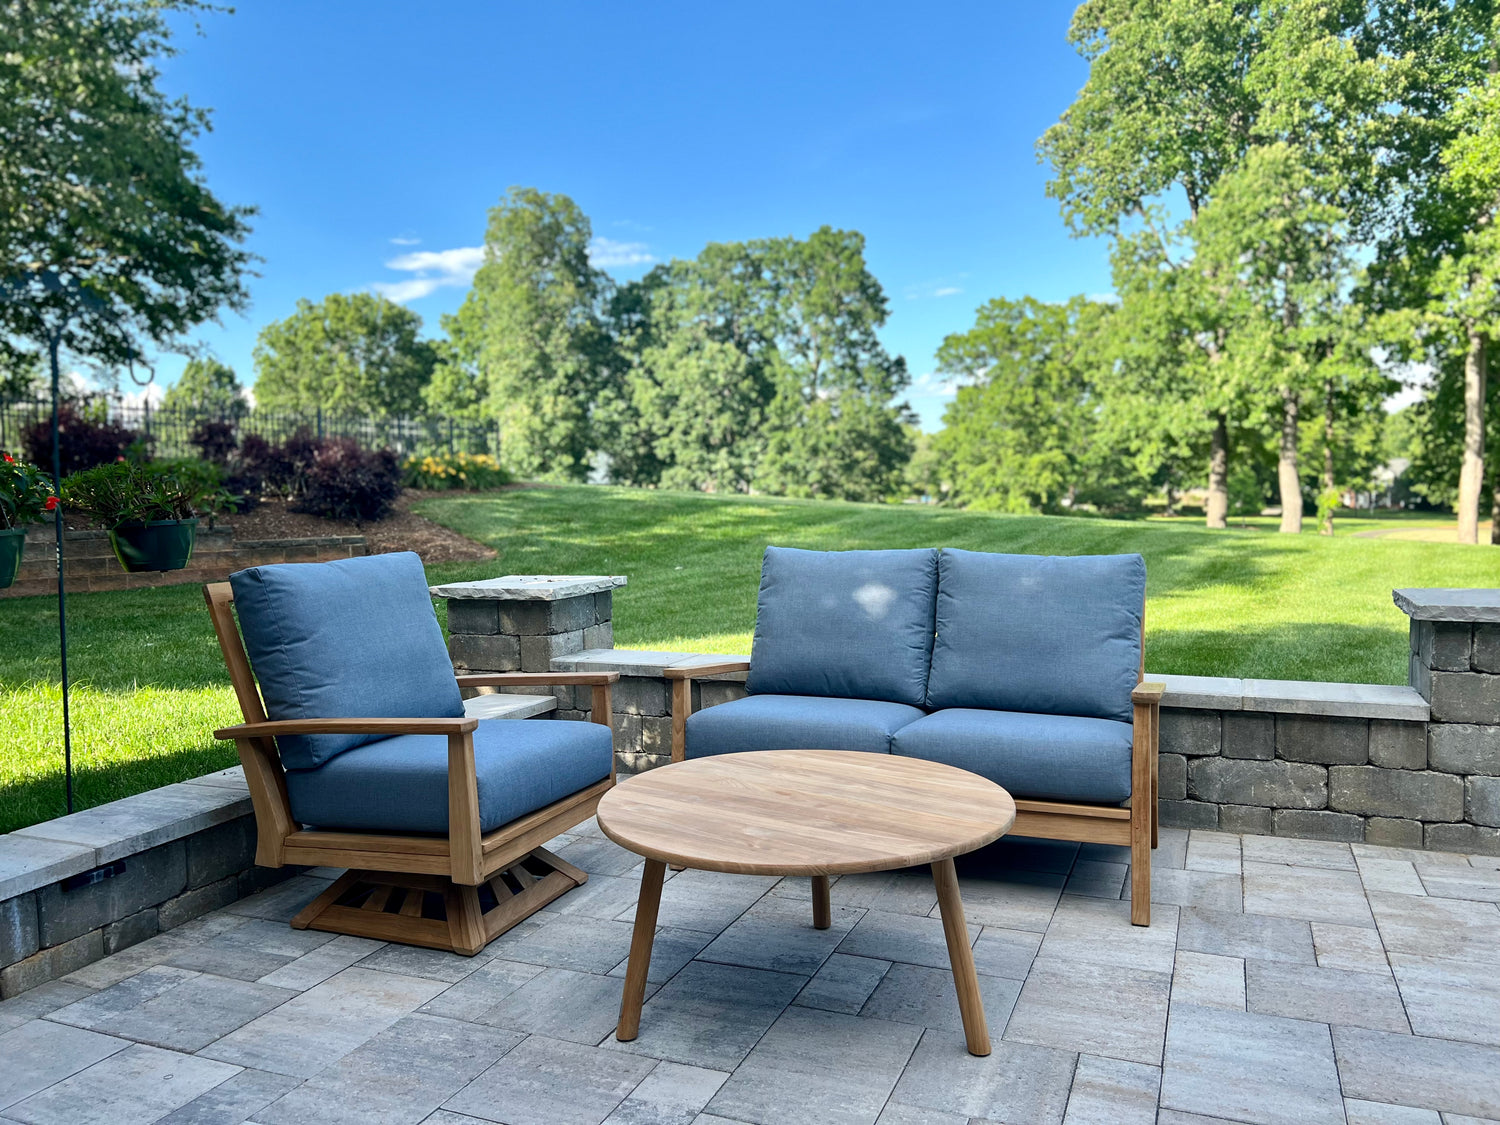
[1132,682,1166,706]
[663,661,752,681]
[456,672,620,687]
[214,716,479,740]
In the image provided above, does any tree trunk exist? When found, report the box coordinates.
[1491,471,1500,545]
[1456,329,1487,545]
[1322,377,1336,492]
[1206,412,1228,529]
[1278,389,1303,534]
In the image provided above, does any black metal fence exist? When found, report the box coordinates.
[0,395,500,462]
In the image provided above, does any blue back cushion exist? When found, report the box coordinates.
[230,551,465,770]
[926,550,1145,722]
[746,547,938,706]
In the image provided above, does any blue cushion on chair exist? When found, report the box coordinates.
[892,708,1134,804]
[746,546,939,706]
[284,718,614,835]
[230,551,465,770]
[685,693,925,758]
[926,550,1145,722]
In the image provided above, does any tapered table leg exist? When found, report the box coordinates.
[931,856,990,1056]
[812,875,831,930]
[616,858,666,1041]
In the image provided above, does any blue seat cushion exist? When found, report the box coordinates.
[284,718,613,835]
[926,550,1145,723]
[746,546,939,706]
[230,551,465,770]
[685,694,925,758]
[892,708,1133,804]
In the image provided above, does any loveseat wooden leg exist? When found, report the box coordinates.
[1130,814,1151,926]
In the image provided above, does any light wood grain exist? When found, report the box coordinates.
[598,750,1016,877]
[932,856,990,1056]
[616,858,665,1041]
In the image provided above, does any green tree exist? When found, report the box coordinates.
[754,228,914,501]
[0,0,252,372]
[932,296,1119,513]
[162,356,247,418]
[441,188,611,481]
[253,292,436,418]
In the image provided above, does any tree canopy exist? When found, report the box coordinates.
[161,356,247,418]
[0,0,253,369]
[253,292,437,418]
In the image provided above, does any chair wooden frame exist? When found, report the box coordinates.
[204,581,620,955]
[666,634,1164,926]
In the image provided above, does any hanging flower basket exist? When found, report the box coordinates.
[0,526,26,588]
[109,518,198,573]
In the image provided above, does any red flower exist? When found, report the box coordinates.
[2,453,12,463]
[43,496,59,511]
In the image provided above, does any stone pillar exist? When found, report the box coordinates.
[430,575,625,711]
[1395,588,1500,853]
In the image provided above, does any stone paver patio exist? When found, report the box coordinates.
[2,822,1499,1125]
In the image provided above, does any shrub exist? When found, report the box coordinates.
[403,451,510,491]
[22,402,141,475]
[190,420,239,466]
[290,439,402,522]
[241,428,320,498]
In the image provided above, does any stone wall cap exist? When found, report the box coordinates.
[1242,679,1430,720]
[1148,674,1245,711]
[463,693,558,720]
[9,779,251,868]
[0,834,97,900]
[431,575,627,601]
[1394,588,1500,623]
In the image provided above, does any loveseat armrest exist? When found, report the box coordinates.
[666,661,752,763]
[662,661,752,680]
[455,672,618,732]
[1131,681,1166,706]
[214,716,479,739]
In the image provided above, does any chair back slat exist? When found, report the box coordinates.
[203,582,297,861]
[204,582,268,724]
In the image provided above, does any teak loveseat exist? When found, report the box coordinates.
[667,547,1165,924]
[205,551,620,955]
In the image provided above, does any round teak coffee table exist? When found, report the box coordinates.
[596,748,1017,1056]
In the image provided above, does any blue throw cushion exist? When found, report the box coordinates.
[685,693,924,758]
[893,708,1134,804]
[284,717,613,835]
[230,551,465,770]
[746,546,939,706]
[926,550,1145,722]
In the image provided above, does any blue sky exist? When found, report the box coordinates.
[145,1,1113,430]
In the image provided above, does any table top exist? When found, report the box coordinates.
[595,750,1017,876]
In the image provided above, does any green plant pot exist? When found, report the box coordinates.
[0,527,25,588]
[109,519,198,573]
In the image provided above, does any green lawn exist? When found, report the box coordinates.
[2,484,1495,833]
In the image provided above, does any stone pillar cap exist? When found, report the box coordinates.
[430,574,627,601]
[1393,588,1500,623]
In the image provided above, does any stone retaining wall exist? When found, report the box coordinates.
[1,524,367,598]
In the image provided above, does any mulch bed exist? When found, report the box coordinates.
[221,490,498,564]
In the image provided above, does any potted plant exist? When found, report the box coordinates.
[62,461,200,572]
[0,452,58,587]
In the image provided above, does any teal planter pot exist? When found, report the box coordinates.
[0,526,25,588]
[109,518,198,573]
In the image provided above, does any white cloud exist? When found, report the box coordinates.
[910,371,961,396]
[118,381,164,409]
[932,286,962,298]
[371,246,485,303]
[588,237,654,269]
[389,236,421,246]
[1087,291,1120,304]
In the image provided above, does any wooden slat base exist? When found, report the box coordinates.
[290,848,587,956]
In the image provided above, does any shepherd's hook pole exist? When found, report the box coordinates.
[47,328,74,815]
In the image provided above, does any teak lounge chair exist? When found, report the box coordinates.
[205,551,618,955]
